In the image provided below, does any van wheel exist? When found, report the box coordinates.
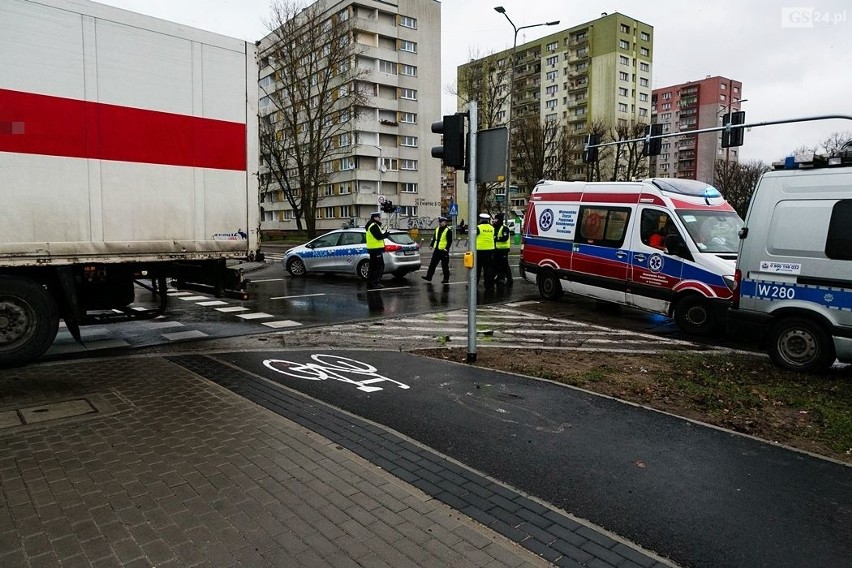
[768,317,835,373]
[357,260,370,281]
[0,277,60,367]
[537,270,563,300]
[674,295,717,336]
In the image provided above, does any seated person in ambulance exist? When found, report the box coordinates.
[642,211,669,251]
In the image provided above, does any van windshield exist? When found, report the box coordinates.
[676,210,743,254]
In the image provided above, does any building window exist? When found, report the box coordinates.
[640,77,649,87]
[640,47,649,57]
[619,71,629,81]
[325,207,335,218]
[546,70,558,81]
[546,99,557,109]
[662,92,672,99]
[546,55,558,66]
[620,23,630,33]
[639,108,648,117]
[379,60,397,74]
[399,88,417,100]
[402,182,418,193]
[619,55,629,65]
[399,112,416,123]
[400,64,417,76]
[400,159,417,170]
[399,205,418,216]
[640,31,650,41]
[340,183,352,194]
[546,85,558,95]
[639,93,648,102]
[618,103,628,112]
[546,41,558,52]
[339,157,355,170]
[382,158,398,171]
[399,40,417,53]
[399,15,417,29]
[400,136,417,147]
[619,39,629,49]
[661,102,671,110]
[639,62,650,72]
[338,133,350,147]
[618,87,628,96]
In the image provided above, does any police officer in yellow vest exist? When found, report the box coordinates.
[493,212,512,287]
[476,212,496,290]
[365,211,389,290]
[422,216,452,283]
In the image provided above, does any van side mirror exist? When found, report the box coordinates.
[665,234,693,261]
[738,227,748,239]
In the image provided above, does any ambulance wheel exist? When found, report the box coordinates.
[0,276,59,367]
[768,317,835,373]
[674,295,717,336]
[537,270,563,300]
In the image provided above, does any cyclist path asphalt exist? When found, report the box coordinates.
[1,347,849,567]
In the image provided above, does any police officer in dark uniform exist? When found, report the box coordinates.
[365,211,389,290]
[422,216,452,283]
[493,212,512,287]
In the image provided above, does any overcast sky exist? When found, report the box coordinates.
[97,0,851,164]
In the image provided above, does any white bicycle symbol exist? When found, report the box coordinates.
[263,354,411,393]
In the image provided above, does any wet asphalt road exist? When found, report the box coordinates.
[205,349,852,568]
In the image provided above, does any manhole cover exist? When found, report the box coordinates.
[19,399,97,424]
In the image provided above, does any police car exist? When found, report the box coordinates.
[283,228,421,280]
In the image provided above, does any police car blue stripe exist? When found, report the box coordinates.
[740,279,852,311]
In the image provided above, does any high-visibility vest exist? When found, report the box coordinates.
[365,221,384,250]
[495,225,511,249]
[476,223,495,250]
[434,226,449,250]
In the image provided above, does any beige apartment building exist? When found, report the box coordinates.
[456,12,654,218]
[258,0,441,233]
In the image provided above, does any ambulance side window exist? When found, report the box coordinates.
[826,200,852,260]
[578,206,631,248]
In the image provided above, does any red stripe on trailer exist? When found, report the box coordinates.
[0,88,246,171]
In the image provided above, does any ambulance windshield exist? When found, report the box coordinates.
[676,210,743,254]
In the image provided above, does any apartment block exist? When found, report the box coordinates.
[258,0,441,233]
[457,11,653,213]
[651,76,744,184]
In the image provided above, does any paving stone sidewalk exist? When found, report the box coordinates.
[0,357,551,567]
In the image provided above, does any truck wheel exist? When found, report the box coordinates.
[357,260,370,281]
[768,317,835,373]
[537,270,563,300]
[674,295,717,336]
[0,277,60,366]
[286,257,306,277]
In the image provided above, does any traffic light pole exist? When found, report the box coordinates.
[466,102,478,364]
[584,114,852,153]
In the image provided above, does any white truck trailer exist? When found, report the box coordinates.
[0,0,260,365]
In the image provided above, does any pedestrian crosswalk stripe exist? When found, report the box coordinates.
[162,330,209,341]
[236,312,274,320]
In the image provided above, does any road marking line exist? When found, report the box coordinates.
[139,321,185,330]
[262,320,303,328]
[162,330,209,341]
[196,300,229,306]
[177,295,209,301]
[236,312,274,320]
[251,278,285,283]
[269,293,326,300]
[215,306,250,313]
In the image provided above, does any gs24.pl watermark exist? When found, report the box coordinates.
[781,7,847,27]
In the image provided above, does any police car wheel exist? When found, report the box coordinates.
[286,257,306,277]
[674,295,717,336]
[537,270,563,300]
[768,317,835,373]
[356,260,370,280]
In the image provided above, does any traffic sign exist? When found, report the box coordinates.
[449,203,458,216]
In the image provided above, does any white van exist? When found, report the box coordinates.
[520,179,743,335]
[728,153,852,372]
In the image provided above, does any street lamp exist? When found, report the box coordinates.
[494,6,559,209]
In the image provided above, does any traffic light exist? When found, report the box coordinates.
[642,123,663,157]
[582,134,600,163]
[431,114,466,169]
[380,199,395,213]
[722,110,746,148]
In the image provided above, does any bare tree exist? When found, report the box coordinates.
[452,48,509,130]
[714,159,771,217]
[259,0,369,237]
[585,120,612,182]
[819,131,852,156]
[513,117,576,193]
[608,121,649,181]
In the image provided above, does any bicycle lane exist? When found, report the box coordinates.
[171,349,852,568]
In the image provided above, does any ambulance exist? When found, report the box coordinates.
[519,178,743,335]
[727,149,852,373]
